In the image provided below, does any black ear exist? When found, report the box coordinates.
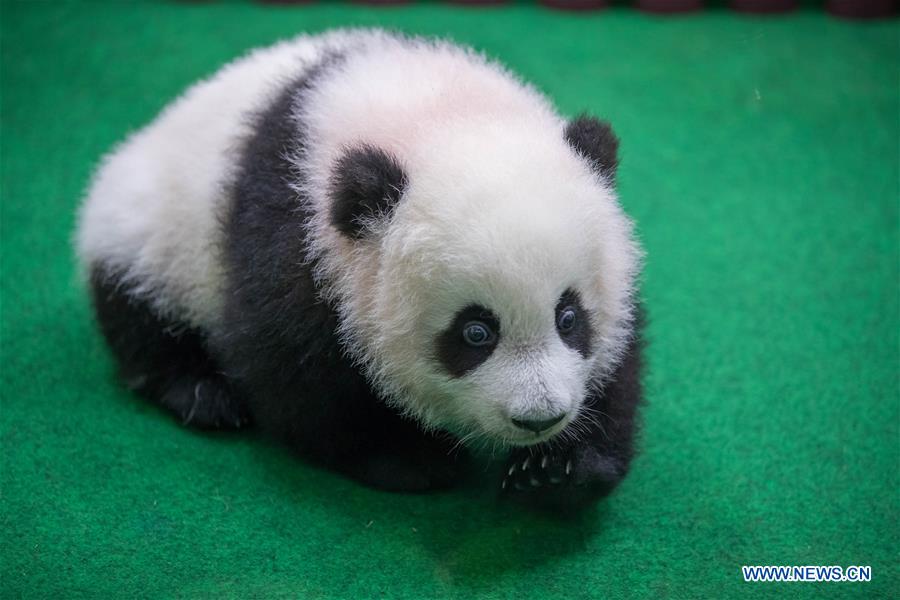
[564,116,619,183]
[329,144,408,239]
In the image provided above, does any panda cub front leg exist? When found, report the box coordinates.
[349,432,467,493]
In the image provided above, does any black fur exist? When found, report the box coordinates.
[435,305,501,378]
[564,116,619,183]
[213,57,464,492]
[89,267,250,430]
[329,144,408,239]
[555,288,592,358]
[502,312,643,511]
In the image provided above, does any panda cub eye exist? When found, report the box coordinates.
[557,307,577,333]
[462,321,495,347]
[436,305,501,377]
[555,289,593,357]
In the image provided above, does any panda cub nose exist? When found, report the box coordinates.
[511,413,566,433]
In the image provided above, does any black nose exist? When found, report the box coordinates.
[512,413,566,433]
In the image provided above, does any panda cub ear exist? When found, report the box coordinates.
[564,116,620,184]
[329,144,408,239]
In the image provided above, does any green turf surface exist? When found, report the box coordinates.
[2,1,897,598]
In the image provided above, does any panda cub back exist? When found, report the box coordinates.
[77,29,643,506]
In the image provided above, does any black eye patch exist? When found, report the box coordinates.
[556,289,592,357]
[436,305,500,378]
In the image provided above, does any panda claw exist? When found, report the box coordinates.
[182,405,198,426]
[502,450,581,495]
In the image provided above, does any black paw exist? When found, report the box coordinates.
[501,445,625,508]
[160,375,252,431]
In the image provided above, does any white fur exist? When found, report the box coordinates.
[77,30,642,446]
[76,30,365,328]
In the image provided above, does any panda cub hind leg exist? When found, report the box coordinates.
[89,267,251,430]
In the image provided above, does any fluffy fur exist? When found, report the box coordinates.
[77,29,643,507]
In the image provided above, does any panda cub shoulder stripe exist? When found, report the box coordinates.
[77,29,643,506]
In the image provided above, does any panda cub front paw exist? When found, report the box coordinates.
[501,445,625,507]
[502,451,572,492]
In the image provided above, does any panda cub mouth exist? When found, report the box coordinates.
[505,412,574,446]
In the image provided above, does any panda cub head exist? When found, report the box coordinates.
[322,114,639,449]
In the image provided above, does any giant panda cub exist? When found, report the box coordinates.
[77,29,643,507]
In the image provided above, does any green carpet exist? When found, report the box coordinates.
[2,2,897,598]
